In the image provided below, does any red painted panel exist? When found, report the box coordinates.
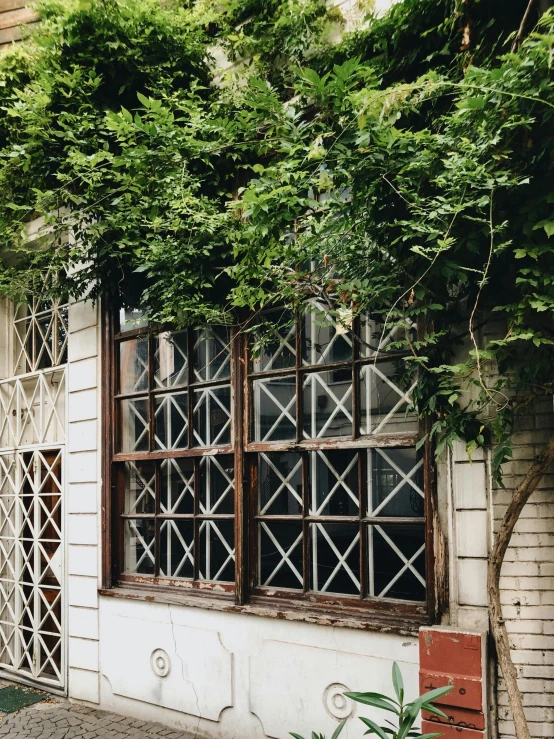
[421,704,485,731]
[420,628,482,678]
[420,672,483,711]
[421,720,484,738]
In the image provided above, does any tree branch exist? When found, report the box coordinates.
[511,0,539,53]
[488,433,554,739]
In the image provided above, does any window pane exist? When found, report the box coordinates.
[193,326,231,382]
[124,461,155,514]
[35,313,55,370]
[193,386,231,447]
[360,362,418,435]
[199,520,234,582]
[119,337,149,394]
[119,307,148,333]
[253,376,296,442]
[124,519,155,575]
[359,314,414,358]
[160,520,194,579]
[302,307,353,366]
[154,391,188,450]
[252,313,296,372]
[310,523,360,596]
[161,458,194,515]
[154,331,188,388]
[368,448,424,517]
[259,452,302,515]
[303,370,352,439]
[369,524,426,601]
[259,521,303,590]
[199,455,234,515]
[310,450,358,516]
[119,397,149,452]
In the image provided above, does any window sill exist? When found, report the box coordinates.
[98,585,431,636]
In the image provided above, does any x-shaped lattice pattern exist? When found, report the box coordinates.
[0,450,64,686]
[126,462,155,515]
[369,449,423,516]
[255,320,296,372]
[254,378,296,442]
[303,372,352,438]
[312,524,360,593]
[193,387,231,446]
[154,332,188,388]
[310,451,358,516]
[371,526,425,598]
[127,520,155,572]
[259,453,302,515]
[159,520,194,578]
[160,460,194,514]
[199,456,234,514]
[360,364,417,435]
[125,398,149,452]
[154,393,188,450]
[359,316,416,357]
[259,523,303,587]
[303,302,353,366]
[13,301,68,374]
[198,520,235,582]
[193,329,231,382]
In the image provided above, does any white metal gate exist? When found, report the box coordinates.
[0,300,67,690]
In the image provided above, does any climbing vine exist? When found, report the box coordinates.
[1,3,554,736]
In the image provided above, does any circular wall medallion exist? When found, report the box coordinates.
[150,648,171,678]
[323,683,354,721]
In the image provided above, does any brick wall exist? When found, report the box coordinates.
[494,399,554,738]
[0,1,38,52]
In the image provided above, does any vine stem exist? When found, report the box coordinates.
[488,433,554,739]
[511,0,539,53]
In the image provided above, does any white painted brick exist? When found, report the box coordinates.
[68,636,99,672]
[68,515,98,546]
[68,357,97,393]
[68,300,97,333]
[67,483,98,514]
[509,635,554,650]
[521,665,554,679]
[68,451,97,484]
[68,667,99,704]
[68,326,97,362]
[68,420,97,453]
[68,389,97,422]
[501,591,541,607]
[68,575,98,608]
[457,510,488,558]
[457,558,487,607]
[504,548,554,563]
[453,460,487,510]
[504,620,543,634]
[68,606,99,640]
[68,544,98,577]
[501,562,540,577]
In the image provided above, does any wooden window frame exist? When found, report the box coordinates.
[101,301,444,629]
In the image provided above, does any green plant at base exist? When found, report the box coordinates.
[290,663,452,739]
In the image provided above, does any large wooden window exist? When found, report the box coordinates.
[106,304,435,621]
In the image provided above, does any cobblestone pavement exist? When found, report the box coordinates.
[0,696,199,738]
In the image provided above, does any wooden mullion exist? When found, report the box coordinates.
[154,461,161,577]
[193,457,200,582]
[249,455,258,593]
[359,450,367,600]
[187,327,194,449]
[233,327,246,604]
[295,313,302,443]
[302,450,310,594]
[148,333,154,453]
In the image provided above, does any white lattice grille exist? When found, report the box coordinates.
[13,300,68,375]
[0,450,64,687]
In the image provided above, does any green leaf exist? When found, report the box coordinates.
[421,702,448,720]
[345,693,399,714]
[359,717,390,739]
[392,662,404,704]
[290,734,305,739]
[331,719,347,739]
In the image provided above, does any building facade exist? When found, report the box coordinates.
[0,293,551,739]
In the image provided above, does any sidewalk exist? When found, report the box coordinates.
[0,694,199,739]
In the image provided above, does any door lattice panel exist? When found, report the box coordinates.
[0,449,64,688]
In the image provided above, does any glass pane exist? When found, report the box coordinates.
[55,305,69,365]
[199,455,234,514]
[119,307,148,333]
[359,314,414,358]
[259,522,303,590]
[154,391,188,450]
[360,362,418,435]
[193,326,231,382]
[310,523,360,596]
[119,337,149,394]
[154,331,188,388]
[199,520,235,582]
[119,397,149,452]
[124,519,155,575]
[124,461,155,514]
[252,313,296,372]
[259,452,302,515]
[368,448,424,517]
[253,376,296,442]
[161,458,194,515]
[310,450,358,516]
[35,313,55,370]
[193,386,231,447]
[160,519,194,579]
[370,524,426,601]
[303,370,352,439]
[302,306,353,366]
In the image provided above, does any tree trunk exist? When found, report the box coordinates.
[488,434,554,739]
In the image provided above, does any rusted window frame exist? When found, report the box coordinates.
[101,301,442,626]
